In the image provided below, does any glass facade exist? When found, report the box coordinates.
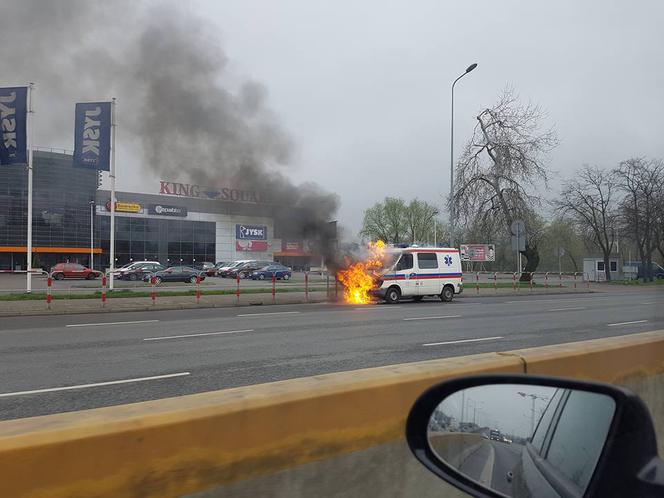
[0,150,99,270]
[97,216,216,267]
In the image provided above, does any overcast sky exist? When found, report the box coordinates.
[16,0,664,237]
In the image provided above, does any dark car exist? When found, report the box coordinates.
[625,261,664,279]
[143,266,205,284]
[193,262,217,277]
[229,261,273,279]
[510,388,615,497]
[489,430,502,441]
[250,264,292,281]
[120,263,165,281]
[51,263,98,280]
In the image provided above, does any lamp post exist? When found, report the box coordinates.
[517,391,549,436]
[89,200,95,270]
[449,63,478,248]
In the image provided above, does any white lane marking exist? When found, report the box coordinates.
[642,302,658,305]
[66,319,160,328]
[547,307,587,312]
[0,372,190,398]
[237,311,301,317]
[505,298,606,304]
[423,336,503,347]
[404,315,461,321]
[607,320,648,327]
[143,329,253,341]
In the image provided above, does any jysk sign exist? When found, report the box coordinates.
[0,87,27,165]
[236,224,267,240]
[148,204,187,217]
[73,102,111,171]
[236,224,268,252]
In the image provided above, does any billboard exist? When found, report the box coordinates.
[460,244,496,262]
[236,224,268,252]
[0,86,28,165]
[148,204,187,217]
[73,102,112,171]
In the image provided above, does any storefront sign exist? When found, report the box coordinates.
[236,240,269,252]
[236,224,267,240]
[159,181,264,204]
[460,244,496,262]
[105,201,142,213]
[148,204,187,217]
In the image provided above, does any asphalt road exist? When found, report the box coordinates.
[0,288,662,420]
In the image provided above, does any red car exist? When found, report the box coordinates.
[51,263,98,280]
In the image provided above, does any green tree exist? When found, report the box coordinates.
[361,197,442,245]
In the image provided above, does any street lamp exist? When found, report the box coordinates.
[449,62,478,248]
[517,391,549,436]
[89,200,95,270]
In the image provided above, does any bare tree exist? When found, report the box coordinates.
[404,199,439,244]
[615,158,664,281]
[453,88,557,280]
[554,166,618,281]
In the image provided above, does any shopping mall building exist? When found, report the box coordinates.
[0,150,327,271]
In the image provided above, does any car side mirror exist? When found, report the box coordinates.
[406,374,664,498]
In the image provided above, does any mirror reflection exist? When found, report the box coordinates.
[427,384,616,498]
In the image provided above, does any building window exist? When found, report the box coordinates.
[597,261,605,271]
[610,261,617,272]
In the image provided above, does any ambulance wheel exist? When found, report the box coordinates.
[385,287,401,304]
[412,296,423,302]
[440,285,454,302]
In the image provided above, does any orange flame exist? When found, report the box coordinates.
[337,240,386,304]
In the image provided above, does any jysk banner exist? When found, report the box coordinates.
[0,87,28,165]
[73,102,111,171]
[236,224,268,252]
[236,224,267,240]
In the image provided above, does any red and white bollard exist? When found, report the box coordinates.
[513,272,517,292]
[46,275,52,310]
[476,272,480,294]
[272,273,276,303]
[195,276,201,304]
[559,272,563,289]
[493,272,497,292]
[305,272,309,302]
[545,272,549,289]
[101,275,107,307]
[150,276,157,305]
[529,272,534,291]
[236,274,241,305]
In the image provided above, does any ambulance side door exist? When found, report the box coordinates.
[415,252,440,295]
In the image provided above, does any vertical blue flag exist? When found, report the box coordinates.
[73,102,111,171]
[0,86,28,165]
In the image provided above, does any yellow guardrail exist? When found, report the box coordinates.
[0,330,662,498]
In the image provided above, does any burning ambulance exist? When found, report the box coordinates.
[337,243,463,305]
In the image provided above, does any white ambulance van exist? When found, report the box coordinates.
[372,247,463,303]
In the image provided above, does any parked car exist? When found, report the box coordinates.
[111,261,161,277]
[51,263,99,280]
[229,261,274,279]
[250,264,292,280]
[119,262,165,281]
[143,266,206,284]
[625,261,664,279]
[193,261,217,276]
[218,260,252,278]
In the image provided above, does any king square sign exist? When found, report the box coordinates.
[236,224,268,252]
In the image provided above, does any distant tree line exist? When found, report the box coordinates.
[360,88,664,282]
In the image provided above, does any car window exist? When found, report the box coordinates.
[530,388,564,452]
[417,253,438,269]
[396,253,413,271]
[545,390,616,490]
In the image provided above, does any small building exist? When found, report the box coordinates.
[583,257,622,282]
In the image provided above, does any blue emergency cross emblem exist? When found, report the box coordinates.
[444,255,453,266]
